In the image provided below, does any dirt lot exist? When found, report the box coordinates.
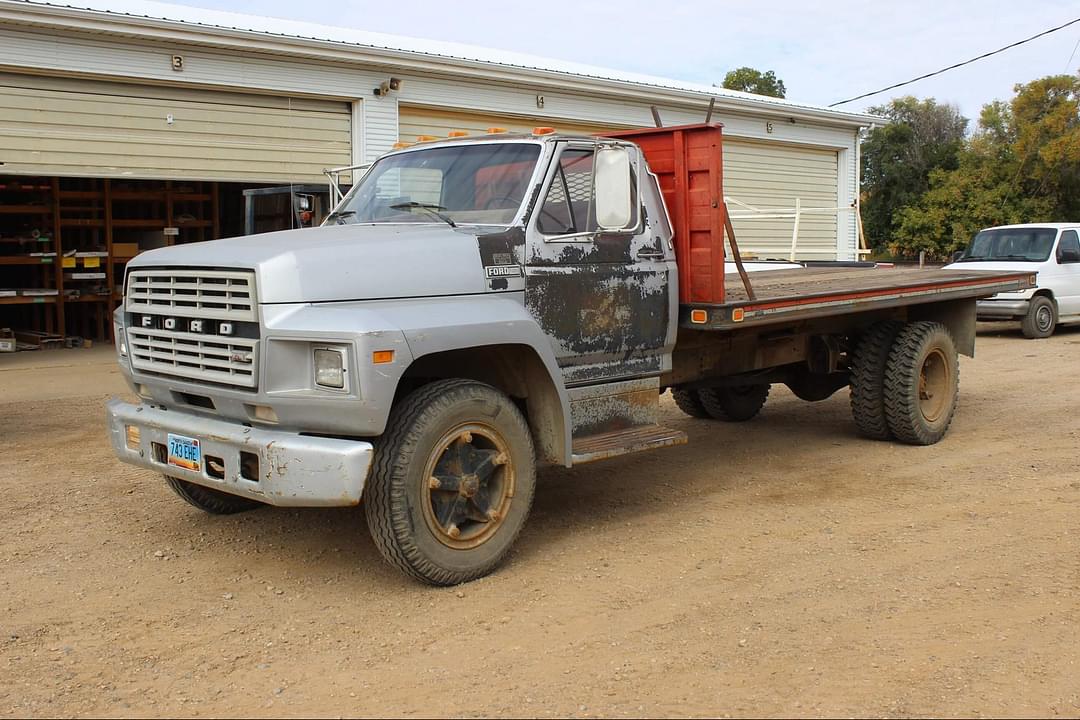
[2,325,1079,718]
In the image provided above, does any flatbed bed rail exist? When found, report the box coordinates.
[680,267,1036,330]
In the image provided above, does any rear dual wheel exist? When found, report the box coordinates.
[671,384,770,422]
[850,320,959,445]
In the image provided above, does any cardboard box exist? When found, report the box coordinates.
[0,329,14,353]
[113,243,139,258]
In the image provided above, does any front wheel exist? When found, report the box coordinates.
[1021,295,1056,339]
[364,379,536,585]
[165,476,264,515]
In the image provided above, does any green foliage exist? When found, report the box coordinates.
[722,67,786,98]
[891,74,1080,259]
[860,97,967,251]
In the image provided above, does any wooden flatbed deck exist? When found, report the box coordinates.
[680,266,1036,330]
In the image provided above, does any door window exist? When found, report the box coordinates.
[1057,230,1080,263]
[537,149,597,236]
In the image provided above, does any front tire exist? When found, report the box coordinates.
[883,321,959,446]
[364,379,536,586]
[165,476,264,515]
[1021,295,1056,339]
[698,384,770,422]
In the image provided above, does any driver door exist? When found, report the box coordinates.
[524,142,674,386]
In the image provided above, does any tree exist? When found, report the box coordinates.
[722,67,786,98]
[859,97,968,251]
[891,74,1080,258]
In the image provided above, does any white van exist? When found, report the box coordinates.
[944,223,1080,338]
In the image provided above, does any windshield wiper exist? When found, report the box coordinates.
[389,202,457,228]
[326,209,356,225]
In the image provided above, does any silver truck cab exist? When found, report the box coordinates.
[108,132,679,583]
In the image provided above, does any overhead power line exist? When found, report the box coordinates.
[830,16,1080,107]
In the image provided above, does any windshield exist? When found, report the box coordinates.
[957,227,1057,262]
[330,143,541,226]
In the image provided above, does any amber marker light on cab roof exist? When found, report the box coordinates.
[372,350,395,364]
[532,126,556,135]
[416,135,439,142]
[448,130,469,137]
[689,309,708,324]
[391,142,411,150]
[487,127,508,134]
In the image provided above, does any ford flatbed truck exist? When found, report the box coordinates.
[106,124,1033,585]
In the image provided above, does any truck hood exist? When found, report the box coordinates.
[128,224,492,303]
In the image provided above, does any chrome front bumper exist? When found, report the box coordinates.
[106,398,373,507]
[976,298,1029,319]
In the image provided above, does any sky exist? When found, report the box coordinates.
[130,0,1080,123]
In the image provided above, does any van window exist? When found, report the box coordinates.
[1058,230,1080,263]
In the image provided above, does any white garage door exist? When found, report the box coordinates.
[399,105,622,143]
[724,139,839,260]
[0,73,352,183]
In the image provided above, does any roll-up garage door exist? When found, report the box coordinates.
[399,105,622,142]
[723,139,839,260]
[0,73,352,182]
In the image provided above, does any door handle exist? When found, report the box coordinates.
[636,249,665,260]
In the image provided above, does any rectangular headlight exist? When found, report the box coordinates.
[314,348,345,389]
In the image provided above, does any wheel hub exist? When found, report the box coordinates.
[918,349,949,422]
[421,423,515,550]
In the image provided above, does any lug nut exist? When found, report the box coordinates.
[429,476,441,489]
[493,452,509,466]
[487,509,500,522]
[460,431,473,444]
[447,524,461,539]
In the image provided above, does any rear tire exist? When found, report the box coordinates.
[364,379,536,586]
[849,321,903,440]
[165,476,264,515]
[698,384,770,422]
[671,388,710,418]
[883,321,959,446]
[1021,295,1056,339]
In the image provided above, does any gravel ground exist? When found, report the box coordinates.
[1,324,1079,718]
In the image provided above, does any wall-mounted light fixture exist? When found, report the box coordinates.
[373,77,402,97]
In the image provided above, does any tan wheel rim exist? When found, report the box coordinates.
[919,348,950,422]
[421,422,515,550]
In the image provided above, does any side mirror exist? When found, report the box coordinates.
[593,146,634,231]
[952,250,965,262]
[1058,247,1080,263]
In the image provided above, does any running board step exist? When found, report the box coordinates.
[571,424,688,465]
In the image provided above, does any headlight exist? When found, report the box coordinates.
[314,348,345,389]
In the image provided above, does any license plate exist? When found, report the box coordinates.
[167,433,202,473]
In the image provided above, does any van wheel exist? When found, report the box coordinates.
[671,388,710,418]
[1021,296,1056,339]
[364,379,536,586]
[698,384,770,421]
[883,321,959,446]
[165,476,263,515]
[849,321,903,440]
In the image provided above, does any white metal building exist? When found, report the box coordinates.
[0,0,874,260]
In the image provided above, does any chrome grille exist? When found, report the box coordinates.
[126,268,259,389]
[126,269,256,322]
[127,328,258,388]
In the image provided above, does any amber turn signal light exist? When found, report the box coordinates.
[689,309,708,324]
[372,350,395,364]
